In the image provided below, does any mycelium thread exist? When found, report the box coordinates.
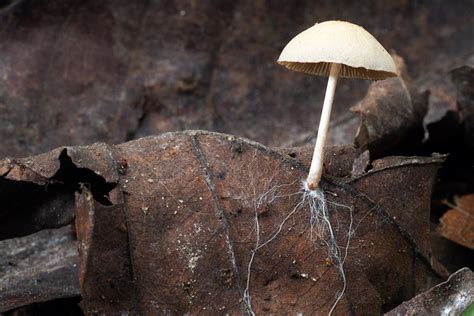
[243,180,353,315]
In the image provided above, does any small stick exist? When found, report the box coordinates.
[306,63,341,190]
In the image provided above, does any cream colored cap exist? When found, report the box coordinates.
[278,20,397,80]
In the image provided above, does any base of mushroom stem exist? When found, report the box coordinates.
[303,180,321,197]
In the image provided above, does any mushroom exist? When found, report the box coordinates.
[278,20,397,190]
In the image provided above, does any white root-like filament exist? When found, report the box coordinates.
[306,63,341,190]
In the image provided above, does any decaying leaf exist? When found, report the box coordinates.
[352,57,428,156]
[0,2,472,314]
[0,143,117,240]
[418,69,459,138]
[0,131,448,314]
[75,187,135,314]
[439,194,474,250]
[418,64,473,148]
[280,145,357,178]
[386,268,474,316]
[0,226,80,312]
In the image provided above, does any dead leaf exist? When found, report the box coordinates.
[352,56,428,156]
[418,64,473,148]
[0,143,116,240]
[0,131,448,314]
[0,226,80,312]
[280,144,357,178]
[386,268,473,316]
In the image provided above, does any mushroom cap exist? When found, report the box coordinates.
[278,20,397,80]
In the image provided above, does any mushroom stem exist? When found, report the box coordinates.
[306,63,341,190]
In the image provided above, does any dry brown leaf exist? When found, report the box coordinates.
[386,268,473,316]
[0,131,448,314]
[0,226,80,312]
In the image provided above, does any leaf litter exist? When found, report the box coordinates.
[0,130,448,314]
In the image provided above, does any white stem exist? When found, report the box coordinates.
[306,63,341,190]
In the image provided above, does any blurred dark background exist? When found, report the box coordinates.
[0,0,472,158]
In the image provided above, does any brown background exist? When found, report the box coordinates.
[0,0,472,158]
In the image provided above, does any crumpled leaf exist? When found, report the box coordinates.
[0,226,80,312]
[0,143,117,240]
[351,56,428,156]
[439,194,474,250]
[386,268,473,316]
[418,68,459,138]
[417,63,473,148]
[0,131,447,314]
